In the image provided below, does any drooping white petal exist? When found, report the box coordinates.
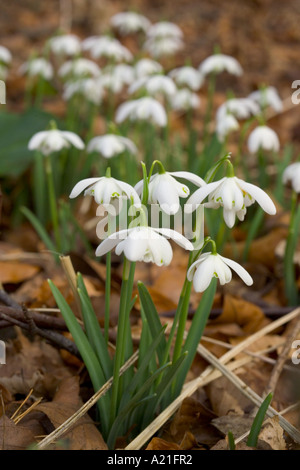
[69,178,101,198]
[236,179,276,215]
[96,229,130,256]
[191,256,216,292]
[61,131,85,150]
[220,255,253,286]
[169,171,205,188]
[154,228,194,251]
[28,131,49,151]
[185,180,222,212]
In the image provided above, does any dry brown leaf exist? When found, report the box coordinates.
[0,261,40,284]
[0,415,37,450]
[213,295,269,334]
[206,375,252,417]
[36,376,107,450]
[146,437,180,450]
[258,416,287,450]
[211,415,254,437]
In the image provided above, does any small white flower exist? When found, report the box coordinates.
[186,176,276,228]
[147,22,183,39]
[247,125,280,153]
[143,36,184,58]
[58,58,101,79]
[110,12,151,35]
[187,252,253,292]
[115,97,167,127]
[0,45,12,64]
[282,162,300,193]
[96,226,193,266]
[216,98,260,121]
[134,58,163,78]
[69,176,141,206]
[97,64,135,94]
[83,36,133,62]
[248,86,283,113]
[129,75,177,98]
[109,64,135,85]
[199,54,243,76]
[170,88,200,111]
[19,58,54,80]
[168,66,204,91]
[216,114,239,141]
[28,128,84,156]
[63,78,104,104]
[135,171,205,215]
[48,34,81,56]
[87,134,137,159]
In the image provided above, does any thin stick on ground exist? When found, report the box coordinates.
[36,350,139,450]
[264,316,300,397]
[125,307,300,450]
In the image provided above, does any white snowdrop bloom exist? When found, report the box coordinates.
[282,162,300,193]
[48,34,81,56]
[69,176,141,206]
[63,78,104,104]
[0,45,12,64]
[199,54,243,76]
[108,64,135,86]
[58,58,101,79]
[83,36,133,62]
[168,66,204,91]
[134,58,163,78]
[87,134,137,159]
[96,225,193,266]
[216,98,260,121]
[116,97,167,126]
[129,75,177,98]
[19,58,54,80]
[135,171,205,215]
[216,113,239,141]
[110,12,151,35]
[170,88,201,111]
[98,73,125,94]
[143,36,184,58]
[147,22,183,39]
[186,176,276,228]
[247,125,280,153]
[28,129,84,156]
[187,252,253,292]
[248,86,283,113]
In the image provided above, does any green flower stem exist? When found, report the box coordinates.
[284,191,300,305]
[203,71,216,144]
[45,156,60,250]
[109,257,134,426]
[104,251,111,345]
[172,280,193,364]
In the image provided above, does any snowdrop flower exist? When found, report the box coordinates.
[116,97,167,127]
[129,75,177,98]
[48,34,81,56]
[186,175,276,228]
[168,66,204,91]
[110,12,151,35]
[69,176,141,206]
[216,98,260,121]
[58,58,101,79]
[134,58,163,78]
[170,88,200,111]
[109,64,135,86]
[96,226,193,266]
[187,251,253,292]
[247,125,280,153]
[248,86,283,113]
[216,114,239,142]
[19,58,54,80]
[143,36,184,58]
[83,36,133,62]
[282,162,300,193]
[63,78,104,104]
[87,134,137,159]
[135,170,205,215]
[147,22,183,39]
[0,45,12,64]
[28,128,84,156]
[199,54,243,77]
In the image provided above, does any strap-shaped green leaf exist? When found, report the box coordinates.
[247,392,273,448]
